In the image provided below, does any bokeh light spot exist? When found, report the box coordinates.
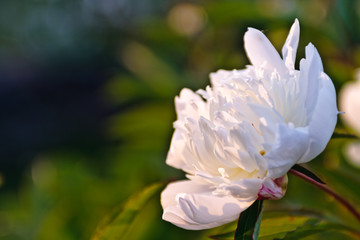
[167,3,207,36]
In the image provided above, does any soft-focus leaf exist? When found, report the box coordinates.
[234,199,263,240]
[121,42,180,98]
[259,212,360,240]
[209,210,360,240]
[281,222,360,239]
[91,182,164,240]
[103,75,152,104]
[107,103,173,150]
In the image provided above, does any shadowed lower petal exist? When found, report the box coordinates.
[161,180,259,230]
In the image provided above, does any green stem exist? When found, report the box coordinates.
[289,168,360,224]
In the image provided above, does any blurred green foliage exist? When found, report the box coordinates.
[1,0,360,239]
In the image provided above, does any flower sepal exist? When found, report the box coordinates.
[257,175,288,200]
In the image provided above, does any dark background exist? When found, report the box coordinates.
[0,0,360,239]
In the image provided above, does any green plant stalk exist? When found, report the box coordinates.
[289,168,360,224]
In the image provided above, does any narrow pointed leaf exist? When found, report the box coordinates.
[234,199,263,240]
[331,132,359,139]
[291,164,325,184]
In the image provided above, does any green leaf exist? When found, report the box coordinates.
[208,210,360,240]
[291,164,325,184]
[259,212,360,240]
[234,199,264,240]
[258,214,318,240]
[90,182,164,240]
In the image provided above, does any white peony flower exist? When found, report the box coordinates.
[161,19,338,230]
[340,69,360,167]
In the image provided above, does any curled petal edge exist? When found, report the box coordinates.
[298,72,338,163]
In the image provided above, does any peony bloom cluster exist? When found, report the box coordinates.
[340,70,360,167]
[161,19,338,230]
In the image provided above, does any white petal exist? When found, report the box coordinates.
[175,88,207,121]
[166,129,199,174]
[282,19,300,69]
[220,178,263,198]
[298,72,338,163]
[161,180,258,230]
[167,88,212,174]
[299,43,324,120]
[229,122,266,173]
[210,69,233,86]
[244,27,287,74]
[265,123,309,178]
